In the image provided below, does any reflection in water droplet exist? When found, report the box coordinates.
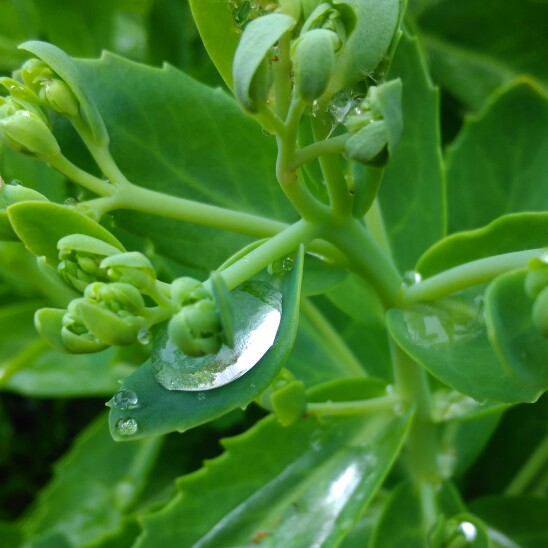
[9,179,22,186]
[282,257,294,272]
[115,417,138,437]
[112,389,139,410]
[402,270,422,288]
[152,281,282,391]
[64,197,78,207]
[458,521,478,543]
[137,328,151,345]
[197,392,206,401]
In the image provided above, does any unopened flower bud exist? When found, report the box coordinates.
[21,58,53,91]
[39,79,80,117]
[168,300,222,357]
[0,109,60,158]
[345,120,388,165]
[59,299,110,353]
[171,277,210,308]
[0,77,39,103]
[101,251,156,290]
[525,255,548,299]
[532,286,548,337]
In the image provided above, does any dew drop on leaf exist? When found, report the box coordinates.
[152,280,282,391]
[9,179,22,186]
[402,270,422,287]
[457,521,478,543]
[111,389,139,410]
[137,328,151,345]
[115,417,138,437]
[63,197,78,207]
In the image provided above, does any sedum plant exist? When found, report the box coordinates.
[0,0,547,546]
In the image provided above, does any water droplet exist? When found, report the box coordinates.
[197,392,206,401]
[137,328,151,345]
[402,270,422,288]
[458,521,478,543]
[115,480,135,508]
[101,176,110,184]
[111,389,139,410]
[262,127,273,136]
[9,179,22,186]
[115,417,138,437]
[64,197,78,207]
[282,257,294,272]
[385,384,395,395]
[392,402,404,416]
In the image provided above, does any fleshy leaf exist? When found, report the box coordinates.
[19,40,109,145]
[387,289,543,403]
[446,80,548,233]
[417,212,548,278]
[378,30,446,272]
[134,379,412,548]
[485,269,548,392]
[108,247,303,440]
[7,201,124,264]
[20,414,161,547]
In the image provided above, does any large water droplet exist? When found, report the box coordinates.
[152,280,282,391]
[64,197,78,207]
[402,270,422,288]
[137,328,151,345]
[115,417,138,437]
[282,257,294,272]
[111,389,139,410]
[458,521,478,543]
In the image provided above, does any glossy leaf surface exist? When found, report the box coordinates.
[108,248,303,440]
[485,269,548,392]
[135,379,411,548]
[417,212,548,278]
[379,30,445,272]
[387,290,542,403]
[7,201,124,264]
[446,80,548,233]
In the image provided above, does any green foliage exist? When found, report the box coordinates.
[0,0,547,546]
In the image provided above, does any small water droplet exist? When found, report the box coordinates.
[282,257,294,272]
[392,402,404,416]
[64,197,78,207]
[197,392,206,401]
[402,270,422,288]
[9,179,22,186]
[112,389,139,410]
[137,328,151,345]
[458,521,478,543]
[115,480,135,508]
[101,176,110,184]
[115,417,138,437]
[385,384,395,395]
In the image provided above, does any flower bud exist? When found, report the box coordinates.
[38,79,80,117]
[21,58,53,91]
[101,251,156,290]
[168,300,222,357]
[525,255,548,299]
[0,77,39,103]
[0,109,60,158]
[171,277,210,307]
[60,299,110,353]
[291,29,339,103]
[345,120,388,165]
[57,234,122,292]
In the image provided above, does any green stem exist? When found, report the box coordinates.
[290,133,349,169]
[114,183,288,239]
[364,197,392,254]
[403,249,542,304]
[307,395,398,417]
[391,340,440,534]
[300,297,366,378]
[505,434,548,496]
[323,218,402,308]
[48,153,114,196]
[272,32,292,120]
[209,220,318,291]
[311,113,353,219]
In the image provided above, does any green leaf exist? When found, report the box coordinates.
[417,212,548,278]
[19,40,109,145]
[417,0,548,109]
[188,0,242,88]
[387,289,543,403]
[135,379,412,547]
[378,30,446,272]
[370,481,465,547]
[108,247,303,440]
[7,201,124,265]
[301,253,347,297]
[470,495,548,547]
[232,13,296,112]
[68,54,297,272]
[20,413,161,547]
[446,80,548,233]
[485,269,548,392]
